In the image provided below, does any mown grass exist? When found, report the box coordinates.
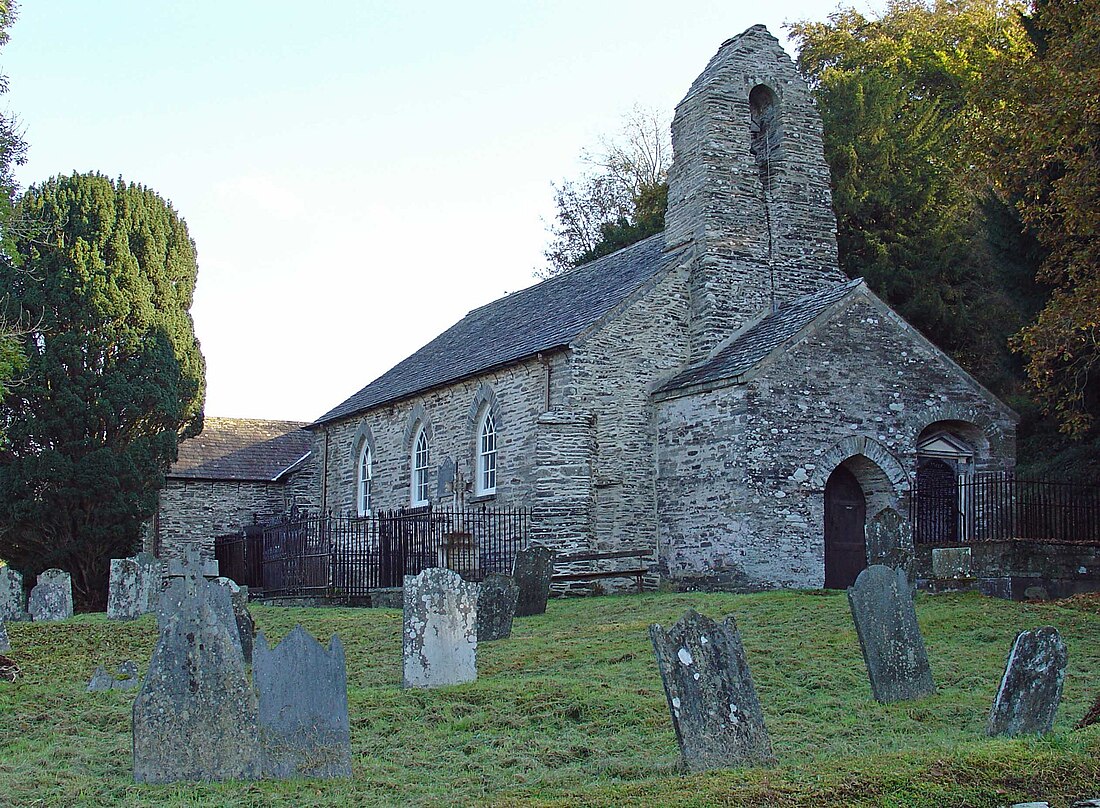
[1,589,1098,807]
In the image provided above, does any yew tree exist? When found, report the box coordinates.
[0,173,205,609]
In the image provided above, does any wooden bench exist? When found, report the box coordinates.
[551,548,654,593]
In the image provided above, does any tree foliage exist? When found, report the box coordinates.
[789,0,1036,387]
[988,0,1100,437]
[542,106,670,276]
[0,0,27,407]
[0,173,205,608]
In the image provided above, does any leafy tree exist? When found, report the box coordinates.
[542,106,670,276]
[0,0,27,408]
[788,0,1035,387]
[0,173,205,609]
[987,0,1100,437]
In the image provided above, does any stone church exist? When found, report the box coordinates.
[305,25,1016,591]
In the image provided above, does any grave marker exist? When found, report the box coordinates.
[28,569,73,622]
[0,567,27,621]
[107,553,162,620]
[987,626,1067,737]
[402,567,477,688]
[477,573,519,642]
[513,545,554,617]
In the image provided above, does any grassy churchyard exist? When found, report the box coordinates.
[1,589,1098,807]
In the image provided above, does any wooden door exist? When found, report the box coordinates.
[825,466,867,589]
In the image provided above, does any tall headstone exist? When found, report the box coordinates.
[213,577,254,664]
[0,567,27,621]
[28,568,73,622]
[253,626,351,779]
[402,567,477,688]
[132,545,260,783]
[649,610,775,772]
[987,626,1068,737]
[847,565,936,703]
[0,621,9,653]
[477,572,519,642]
[513,545,554,617]
[107,553,162,620]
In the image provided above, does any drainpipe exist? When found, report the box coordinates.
[321,427,329,514]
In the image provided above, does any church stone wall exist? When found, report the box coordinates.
[655,292,1016,590]
[316,353,568,516]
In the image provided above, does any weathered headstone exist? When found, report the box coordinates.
[87,661,140,692]
[649,609,775,772]
[28,568,73,622]
[107,553,161,620]
[132,545,260,783]
[477,572,519,642]
[0,621,8,653]
[213,577,254,663]
[402,567,477,688]
[987,626,1067,737]
[157,557,243,661]
[116,660,139,690]
[0,566,27,621]
[847,565,936,703]
[865,508,911,571]
[513,544,554,617]
[253,626,351,779]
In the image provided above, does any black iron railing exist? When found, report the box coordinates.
[913,472,1100,545]
[216,505,530,597]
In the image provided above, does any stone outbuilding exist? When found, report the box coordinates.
[151,417,314,560]
[304,25,1016,591]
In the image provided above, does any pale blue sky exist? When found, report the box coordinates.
[4,1,868,422]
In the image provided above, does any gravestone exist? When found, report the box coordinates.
[253,626,351,779]
[402,567,477,688]
[513,545,554,617]
[28,568,73,622]
[132,545,260,783]
[157,556,243,661]
[649,609,775,772]
[107,553,161,620]
[477,573,519,642]
[213,577,254,664]
[1,567,27,621]
[847,565,936,703]
[865,508,911,571]
[931,546,973,580]
[987,626,1067,737]
[0,621,8,653]
[87,661,140,692]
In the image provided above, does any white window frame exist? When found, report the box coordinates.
[476,410,497,496]
[411,426,430,506]
[357,444,373,517]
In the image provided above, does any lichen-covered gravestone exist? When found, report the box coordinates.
[987,626,1067,737]
[865,508,912,572]
[649,609,775,772]
[847,565,936,703]
[107,553,161,620]
[213,577,254,663]
[477,572,519,642]
[28,568,73,622]
[132,546,260,783]
[402,567,477,688]
[253,626,351,779]
[512,545,554,617]
[1,566,27,622]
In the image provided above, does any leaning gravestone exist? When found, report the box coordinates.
[402,567,477,688]
[650,609,775,772]
[107,553,161,620]
[0,621,8,653]
[132,545,260,783]
[513,545,554,617]
[213,577,254,664]
[28,569,73,622]
[847,565,936,703]
[477,572,519,642]
[987,626,1068,737]
[1,567,27,621]
[254,626,351,779]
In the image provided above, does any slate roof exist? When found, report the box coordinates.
[169,417,313,482]
[657,277,865,394]
[315,233,688,424]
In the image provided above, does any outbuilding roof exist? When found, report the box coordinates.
[657,277,865,394]
[315,233,688,424]
[169,417,312,482]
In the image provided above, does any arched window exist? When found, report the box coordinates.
[357,444,373,517]
[748,84,781,189]
[412,427,430,506]
[476,410,497,496]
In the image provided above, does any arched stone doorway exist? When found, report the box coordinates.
[824,465,867,588]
